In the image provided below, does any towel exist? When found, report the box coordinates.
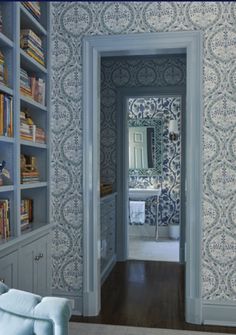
[130,201,145,224]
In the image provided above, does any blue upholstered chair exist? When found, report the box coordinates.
[0,282,72,335]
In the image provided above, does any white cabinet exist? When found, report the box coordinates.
[100,193,117,283]
[0,250,17,288]
[19,233,50,296]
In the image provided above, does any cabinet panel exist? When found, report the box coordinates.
[19,233,50,296]
[0,251,18,288]
[19,240,37,293]
[35,235,50,296]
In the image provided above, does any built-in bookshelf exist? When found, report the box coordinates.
[0,2,50,244]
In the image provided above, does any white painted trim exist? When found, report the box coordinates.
[186,297,202,325]
[83,31,203,323]
[203,301,236,327]
[83,39,101,316]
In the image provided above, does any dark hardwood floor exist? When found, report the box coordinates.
[72,260,236,333]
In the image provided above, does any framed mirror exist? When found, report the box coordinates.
[128,118,163,176]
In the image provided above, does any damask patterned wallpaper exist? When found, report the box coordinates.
[100,56,184,227]
[51,2,236,304]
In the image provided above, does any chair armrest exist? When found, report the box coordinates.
[34,297,72,335]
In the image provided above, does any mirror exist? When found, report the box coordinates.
[128,118,162,176]
[129,126,154,169]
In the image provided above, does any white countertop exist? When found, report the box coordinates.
[129,188,161,199]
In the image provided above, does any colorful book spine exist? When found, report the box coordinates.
[20,68,45,105]
[0,93,13,137]
[22,2,41,21]
[20,28,45,67]
[0,199,10,240]
[20,198,33,231]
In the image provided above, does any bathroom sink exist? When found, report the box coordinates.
[129,188,161,198]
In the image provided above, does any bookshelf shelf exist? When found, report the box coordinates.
[0,82,13,95]
[0,32,14,48]
[20,182,47,190]
[0,2,50,254]
[20,49,47,74]
[20,94,47,111]
[20,4,47,37]
[0,136,14,143]
[0,185,14,192]
[20,140,47,149]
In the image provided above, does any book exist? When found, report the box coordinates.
[22,2,41,21]
[0,93,13,137]
[0,7,2,32]
[20,28,45,67]
[20,109,45,143]
[0,50,7,85]
[20,68,46,105]
[0,199,10,240]
[20,198,33,231]
[20,29,42,47]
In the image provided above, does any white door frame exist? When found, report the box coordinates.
[83,31,203,323]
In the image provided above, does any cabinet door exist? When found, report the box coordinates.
[19,240,37,293]
[35,235,51,296]
[19,234,51,296]
[0,251,18,288]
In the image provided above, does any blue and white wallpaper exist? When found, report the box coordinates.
[100,55,184,227]
[51,2,236,304]
[128,96,181,227]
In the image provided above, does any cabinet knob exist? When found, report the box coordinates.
[38,253,44,259]
[34,256,40,261]
[0,278,5,283]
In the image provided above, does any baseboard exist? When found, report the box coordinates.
[202,300,236,327]
[185,297,202,324]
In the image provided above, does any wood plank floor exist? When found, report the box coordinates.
[71,260,236,333]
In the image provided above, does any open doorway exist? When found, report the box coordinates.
[124,92,184,264]
[83,31,202,324]
[100,54,186,264]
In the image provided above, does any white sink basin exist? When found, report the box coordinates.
[129,188,161,199]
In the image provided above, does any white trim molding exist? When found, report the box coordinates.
[83,31,203,323]
[203,301,236,327]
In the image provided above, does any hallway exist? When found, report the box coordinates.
[72,261,236,334]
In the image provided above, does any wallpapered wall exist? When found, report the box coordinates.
[51,2,236,303]
[100,56,184,226]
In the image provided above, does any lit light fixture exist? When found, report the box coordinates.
[168,119,179,141]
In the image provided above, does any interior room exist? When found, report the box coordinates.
[0,2,236,335]
[100,54,185,264]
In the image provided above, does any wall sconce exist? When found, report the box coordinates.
[168,119,179,141]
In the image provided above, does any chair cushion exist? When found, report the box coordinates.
[0,309,34,335]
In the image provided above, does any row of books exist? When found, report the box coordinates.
[0,7,2,33]
[0,50,7,85]
[21,170,39,184]
[20,109,46,143]
[22,2,41,21]
[0,199,10,240]
[20,68,45,105]
[21,154,40,184]
[0,93,13,137]
[21,198,33,231]
[20,29,45,67]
